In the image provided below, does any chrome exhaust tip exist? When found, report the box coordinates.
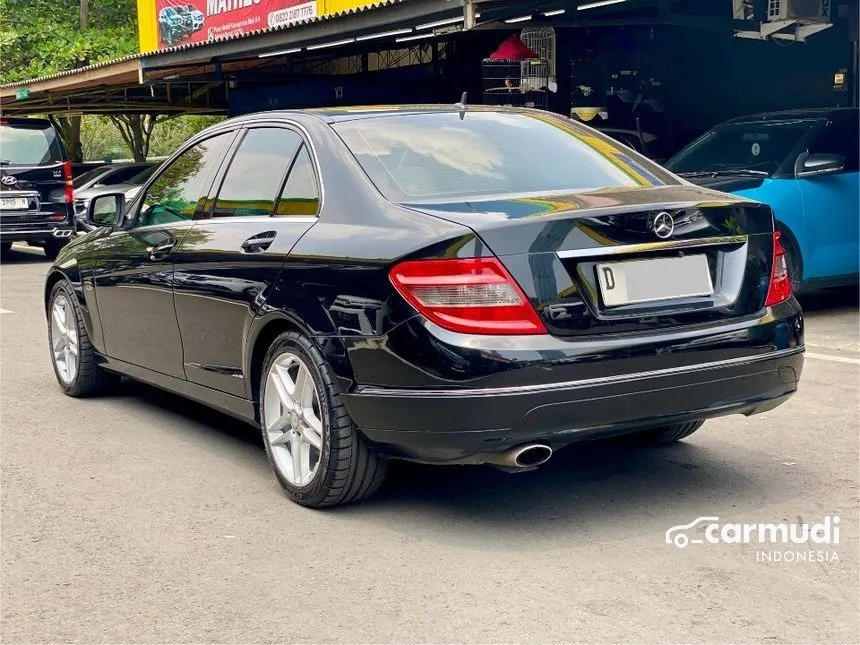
[487,443,553,470]
[52,229,73,238]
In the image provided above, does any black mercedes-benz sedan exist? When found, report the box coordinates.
[45,106,804,507]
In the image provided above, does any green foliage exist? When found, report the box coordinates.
[80,115,224,161]
[0,0,138,84]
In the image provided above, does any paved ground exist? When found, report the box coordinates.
[1,243,858,644]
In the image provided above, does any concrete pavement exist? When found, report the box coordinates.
[1,244,857,643]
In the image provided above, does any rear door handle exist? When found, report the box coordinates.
[241,231,276,253]
[147,241,175,261]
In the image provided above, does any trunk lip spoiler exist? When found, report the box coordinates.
[556,235,749,259]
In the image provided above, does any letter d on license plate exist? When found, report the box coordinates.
[597,255,713,307]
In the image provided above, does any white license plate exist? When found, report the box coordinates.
[0,197,28,211]
[596,255,713,307]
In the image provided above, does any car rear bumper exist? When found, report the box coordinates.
[0,222,74,243]
[341,303,804,463]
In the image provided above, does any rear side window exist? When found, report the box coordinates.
[0,120,64,166]
[275,145,320,217]
[208,127,302,219]
[334,111,670,202]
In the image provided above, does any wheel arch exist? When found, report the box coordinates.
[245,312,355,421]
[776,220,804,285]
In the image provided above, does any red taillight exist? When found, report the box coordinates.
[62,161,74,204]
[765,231,792,306]
[389,257,547,335]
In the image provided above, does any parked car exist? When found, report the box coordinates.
[665,108,859,291]
[158,6,185,45]
[177,4,204,31]
[0,117,75,259]
[47,106,803,507]
[73,163,152,193]
[74,164,159,233]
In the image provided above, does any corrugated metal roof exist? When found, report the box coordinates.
[0,53,146,89]
[1,0,404,90]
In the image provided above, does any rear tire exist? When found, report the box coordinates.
[43,238,68,261]
[635,421,705,444]
[259,330,387,508]
[48,280,120,397]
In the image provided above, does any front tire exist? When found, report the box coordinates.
[259,331,387,507]
[48,280,120,397]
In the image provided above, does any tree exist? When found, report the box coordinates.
[0,0,137,161]
[0,0,137,83]
[108,115,161,162]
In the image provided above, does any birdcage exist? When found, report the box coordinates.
[520,26,556,81]
[482,36,550,109]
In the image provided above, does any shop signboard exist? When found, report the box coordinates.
[138,0,392,52]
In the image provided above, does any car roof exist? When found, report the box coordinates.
[724,107,857,124]
[219,105,555,127]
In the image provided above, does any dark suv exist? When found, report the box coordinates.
[0,117,75,259]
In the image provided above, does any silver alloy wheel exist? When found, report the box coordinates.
[50,294,79,384]
[263,351,324,487]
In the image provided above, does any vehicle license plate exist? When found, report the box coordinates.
[596,254,713,307]
[0,197,28,210]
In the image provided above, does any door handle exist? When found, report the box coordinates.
[241,231,276,254]
[147,241,175,261]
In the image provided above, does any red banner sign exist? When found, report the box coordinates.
[155,0,318,48]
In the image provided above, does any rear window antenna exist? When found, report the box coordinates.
[455,92,468,120]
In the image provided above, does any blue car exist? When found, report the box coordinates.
[666,108,859,291]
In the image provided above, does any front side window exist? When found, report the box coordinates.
[275,145,320,217]
[333,111,670,202]
[666,119,821,175]
[134,133,232,228]
[810,116,859,172]
[208,128,302,219]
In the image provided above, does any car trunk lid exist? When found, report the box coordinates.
[403,185,776,337]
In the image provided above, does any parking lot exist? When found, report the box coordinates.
[1,243,857,643]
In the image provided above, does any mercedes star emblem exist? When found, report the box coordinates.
[652,211,674,239]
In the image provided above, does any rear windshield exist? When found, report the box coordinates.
[73,167,107,188]
[130,165,159,184]
[0,121,64,166]
[333,111,671,201]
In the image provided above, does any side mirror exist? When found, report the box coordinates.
[88,193,125,227]
[796,152,845,178]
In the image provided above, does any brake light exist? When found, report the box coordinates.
[765,231,792,306]
[62,161,74,204]
[389,257,547,335]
